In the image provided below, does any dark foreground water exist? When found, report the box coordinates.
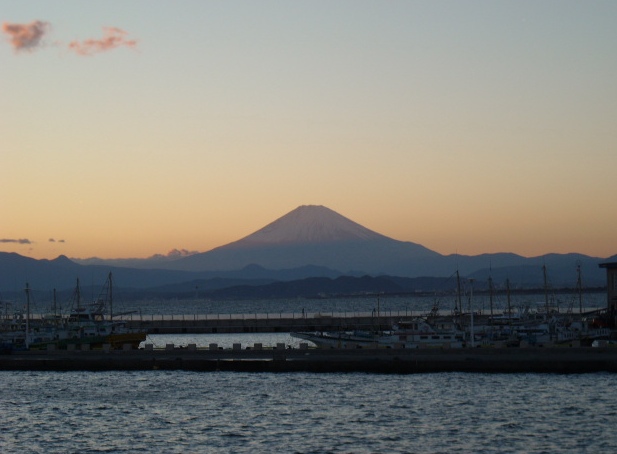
[1,370,616,453]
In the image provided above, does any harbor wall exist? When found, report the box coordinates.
[3,346,617,374]
[124,314,400,334]
[121,311,601,334]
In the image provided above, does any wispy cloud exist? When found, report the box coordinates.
[2,21,138,56]
[48,238,66,243]
[1,20,49,52]
[0,238,32,244]
[68,26,137,56]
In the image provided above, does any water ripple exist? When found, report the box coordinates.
[1,371,617,453]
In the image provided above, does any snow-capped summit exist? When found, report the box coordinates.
[237,205,387,245]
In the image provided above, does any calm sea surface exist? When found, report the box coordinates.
[1,369,616,453]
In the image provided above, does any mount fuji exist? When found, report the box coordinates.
[164,205,446,275]
[231,205,391,244]
[65,205,613,287]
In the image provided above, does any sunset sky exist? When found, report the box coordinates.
[2,1,616,260]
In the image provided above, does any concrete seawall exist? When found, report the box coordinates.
[3,347,617,374]
[121,311,608,335]
[124,314,399,334]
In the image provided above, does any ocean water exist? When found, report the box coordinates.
[1,370,616,453]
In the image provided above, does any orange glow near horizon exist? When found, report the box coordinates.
[2,203,615,261]
[2,3,616,261]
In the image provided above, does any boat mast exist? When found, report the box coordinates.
[543,265,549,316]
[52,288,57,321]
[488,275,494,319]
[506,278,512,325]
[576,264,583,315]
[24,283,30,349]
[76,278,81,313]
[109,272,113,320]
[456,270,462,314]
[469,278,475,348]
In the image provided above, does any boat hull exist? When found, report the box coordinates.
[292,331,464,349]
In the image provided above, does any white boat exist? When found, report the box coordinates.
[516,316,612,347]
[291,330,384,349]
[292,318,465,349]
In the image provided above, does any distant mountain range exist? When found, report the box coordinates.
[1,205,615,300]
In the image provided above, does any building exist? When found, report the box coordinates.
[599,262,617,314]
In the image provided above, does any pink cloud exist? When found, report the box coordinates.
[68,26,137,56]
[1,20,49,52]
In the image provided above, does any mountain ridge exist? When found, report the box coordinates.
[164,205,442,273]
[3,205,615,295]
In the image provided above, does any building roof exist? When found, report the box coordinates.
[599,262,617,269]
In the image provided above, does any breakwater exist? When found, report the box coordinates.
[121,310,606,334]
[123,313,401,334]
[3,346,617,373]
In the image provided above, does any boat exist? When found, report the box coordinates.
[387,318,466,348]
[9,273,146,350]
[292,317,465,349]
[291,330,384,349]
[59,273,146,349]
[515,314,612,347]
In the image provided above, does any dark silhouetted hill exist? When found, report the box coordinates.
[2,205,615,299]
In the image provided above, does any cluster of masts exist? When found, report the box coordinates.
[453,264,586,317]
[17,272,114,349]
